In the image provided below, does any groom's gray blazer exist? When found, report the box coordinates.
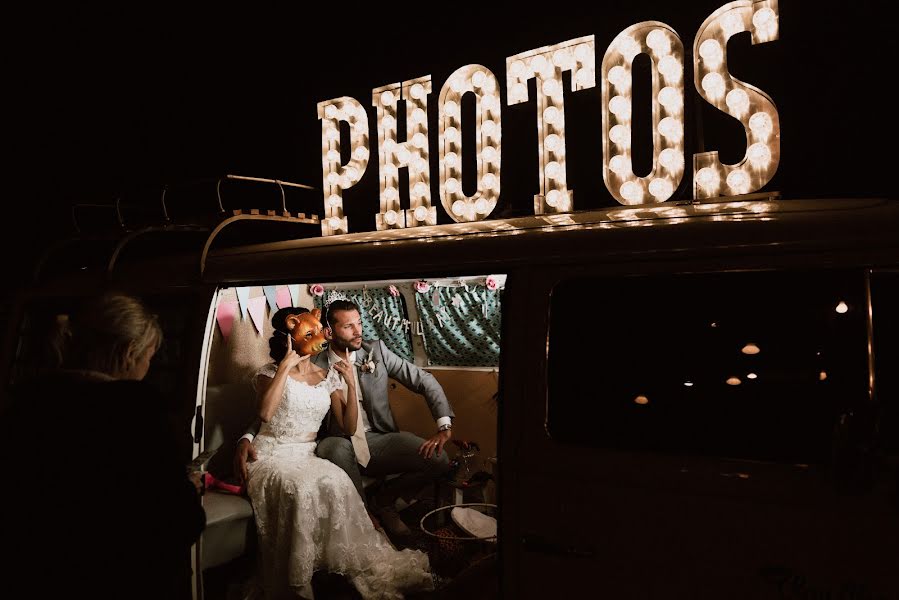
[247,339,453,439]
[312,339,454,437]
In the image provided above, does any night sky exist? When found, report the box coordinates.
[7,1,896,284]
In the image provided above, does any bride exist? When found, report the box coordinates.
[246,307,432,599]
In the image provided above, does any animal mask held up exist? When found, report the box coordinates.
[284,309,329,356]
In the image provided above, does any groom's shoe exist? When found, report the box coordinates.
[375,504,412,537]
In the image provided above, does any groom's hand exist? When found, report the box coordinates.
[235,438,258,486]
[419,429,452,460]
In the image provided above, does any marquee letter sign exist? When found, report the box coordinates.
[317,0,780,236]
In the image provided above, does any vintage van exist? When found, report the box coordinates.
[2,196,897,599]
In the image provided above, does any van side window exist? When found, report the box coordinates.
[547,270,870,464]
[872,271,898,455]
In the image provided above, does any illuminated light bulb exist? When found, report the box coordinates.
[482,172,498,189]
[545,161,562,179]
[344,166,359,182]
[452,200,466,216]
[355,106,368,121]
[552,48,573,69]
[545,189,562,207]
[409,83,424,100]
[753,7,776,29]
[530,54,548,74]
[609,124,631,146]
[353,146,369,161]
[748,111,773,140]
[684,381,694,387]
[648,177,673,200]
[445,126,460,143]
[609,154,631,176]
[747,372,757,380]
[726,89,750,115]
[699,39,724,69]
[445,152,459,169]
[445,178,460,194]
[326,127,340,141]
[696,167,720,190]
[327,172,340,185]
[542,78,561,97]
[659,148,684,172]
[380,90,396,106]
[544,133,562,152]
[383,114,397,130]
[657,55,682,83]
[449,78,464,93]
[482,146,498,163]
[384,163,399,178]
[511,82,528,102]
[634,395,649,405]
[726,169,750,194]
[384,141,398,157]
[412,132,427,148]
[617,35,641,61]
[413,181,428,197]
[328,216,342,229]
[835,301,849,314]
[327,194,341,207]
[510,60,525,77]
[384,187,399,201]
[658,86,682,111]
[475,198,490,214]
[574,43,592,63]
[658,117,683,142]
[444,100,460,119]
[471,70,486,88]
[482,120,497,137]
[646,29,671,57]
[414,206,428,221]
[819,371,828,381]
[726,376,741,386]
[411,107,426,124]
[414,157,428,172]
[609,95,632,121]
[324,104,338,119]
[620,180,643,203]
[741,343,760,355]
[326,149,340,162]
[608,65,630,90]
[702,72,726,99]
[747,143,771,167]
[482,95,499,113]
[543,106,561,125]
[384,209,398,225]
[720,11,745,37]
[483,77,497,94]
[396,146,412,165]
[575,67,594,88]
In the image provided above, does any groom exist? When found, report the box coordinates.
[236,299,455,536]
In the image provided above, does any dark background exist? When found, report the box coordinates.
[6,1,896,286]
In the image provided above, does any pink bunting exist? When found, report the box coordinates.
[248,296,267,334]
[216,300,238,341]
[276,286,293,309]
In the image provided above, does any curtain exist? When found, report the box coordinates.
[414,284,501,367]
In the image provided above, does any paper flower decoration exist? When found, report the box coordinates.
[388,285,400,297]
[414,280,431,293]
[309,283,325,297]
[485,275,499,291]
[452,294,463,307]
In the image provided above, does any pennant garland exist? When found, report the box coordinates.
[216,300,238,341]
[235,287,251,319]
[287,284,300,307]
[262,286,279,312]
[276,286,293,309]
[248,296,267,333]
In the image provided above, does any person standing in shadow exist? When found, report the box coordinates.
[3,291,205,600]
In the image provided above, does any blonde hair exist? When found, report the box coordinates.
[64,292,163,378]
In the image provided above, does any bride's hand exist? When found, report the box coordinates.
[278,336,302,371]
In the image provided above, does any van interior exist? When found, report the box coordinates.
[198,275,503,598]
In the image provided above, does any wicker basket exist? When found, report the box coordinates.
[419,503,497,585]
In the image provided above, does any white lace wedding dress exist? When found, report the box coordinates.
[247,363,433,599]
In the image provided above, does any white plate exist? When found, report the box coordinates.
[450,507,497,540]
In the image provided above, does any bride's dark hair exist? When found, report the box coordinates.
[268,307,310,362]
